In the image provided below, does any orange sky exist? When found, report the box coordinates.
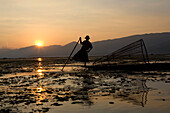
[0,0,170,48]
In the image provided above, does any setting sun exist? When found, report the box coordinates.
[35,41,43,47]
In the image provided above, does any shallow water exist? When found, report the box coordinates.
[0,58,170,113]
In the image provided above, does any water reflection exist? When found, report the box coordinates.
[70,74,94,106]
[38,58,42,62]
[37,58,44,78]
[37,69,42,73]
[112,77,149,107]
[37,87,43,93]
[0,58,170,113]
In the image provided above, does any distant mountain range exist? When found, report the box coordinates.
[0,32,170,58]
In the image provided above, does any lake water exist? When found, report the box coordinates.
[0,58,170,113]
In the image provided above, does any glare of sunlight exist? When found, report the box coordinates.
[35,41,43,47]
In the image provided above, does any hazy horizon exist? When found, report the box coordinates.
[0,31,169,49]
[1,0,170,48]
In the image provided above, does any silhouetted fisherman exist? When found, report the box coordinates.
[72,35,93,66]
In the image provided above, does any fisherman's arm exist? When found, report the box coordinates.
[79,37,83,44]
[87,44,93,53]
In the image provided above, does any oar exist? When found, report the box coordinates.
[61,38,80,71]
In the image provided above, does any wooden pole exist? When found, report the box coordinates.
[61,38,80,71]
[140,39,147,64]
[142,40,150,64]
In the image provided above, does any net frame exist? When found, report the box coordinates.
[93,39,149,65]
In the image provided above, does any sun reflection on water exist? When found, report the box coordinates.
[37,69,42,73]
[36,87,44,93]
[38,72,43,76]
[38,58,42,62]
[36,58,44,78]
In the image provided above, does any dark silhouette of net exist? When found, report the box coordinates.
[93,39,149,65]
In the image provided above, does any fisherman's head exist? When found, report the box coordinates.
[85,35,90,40]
